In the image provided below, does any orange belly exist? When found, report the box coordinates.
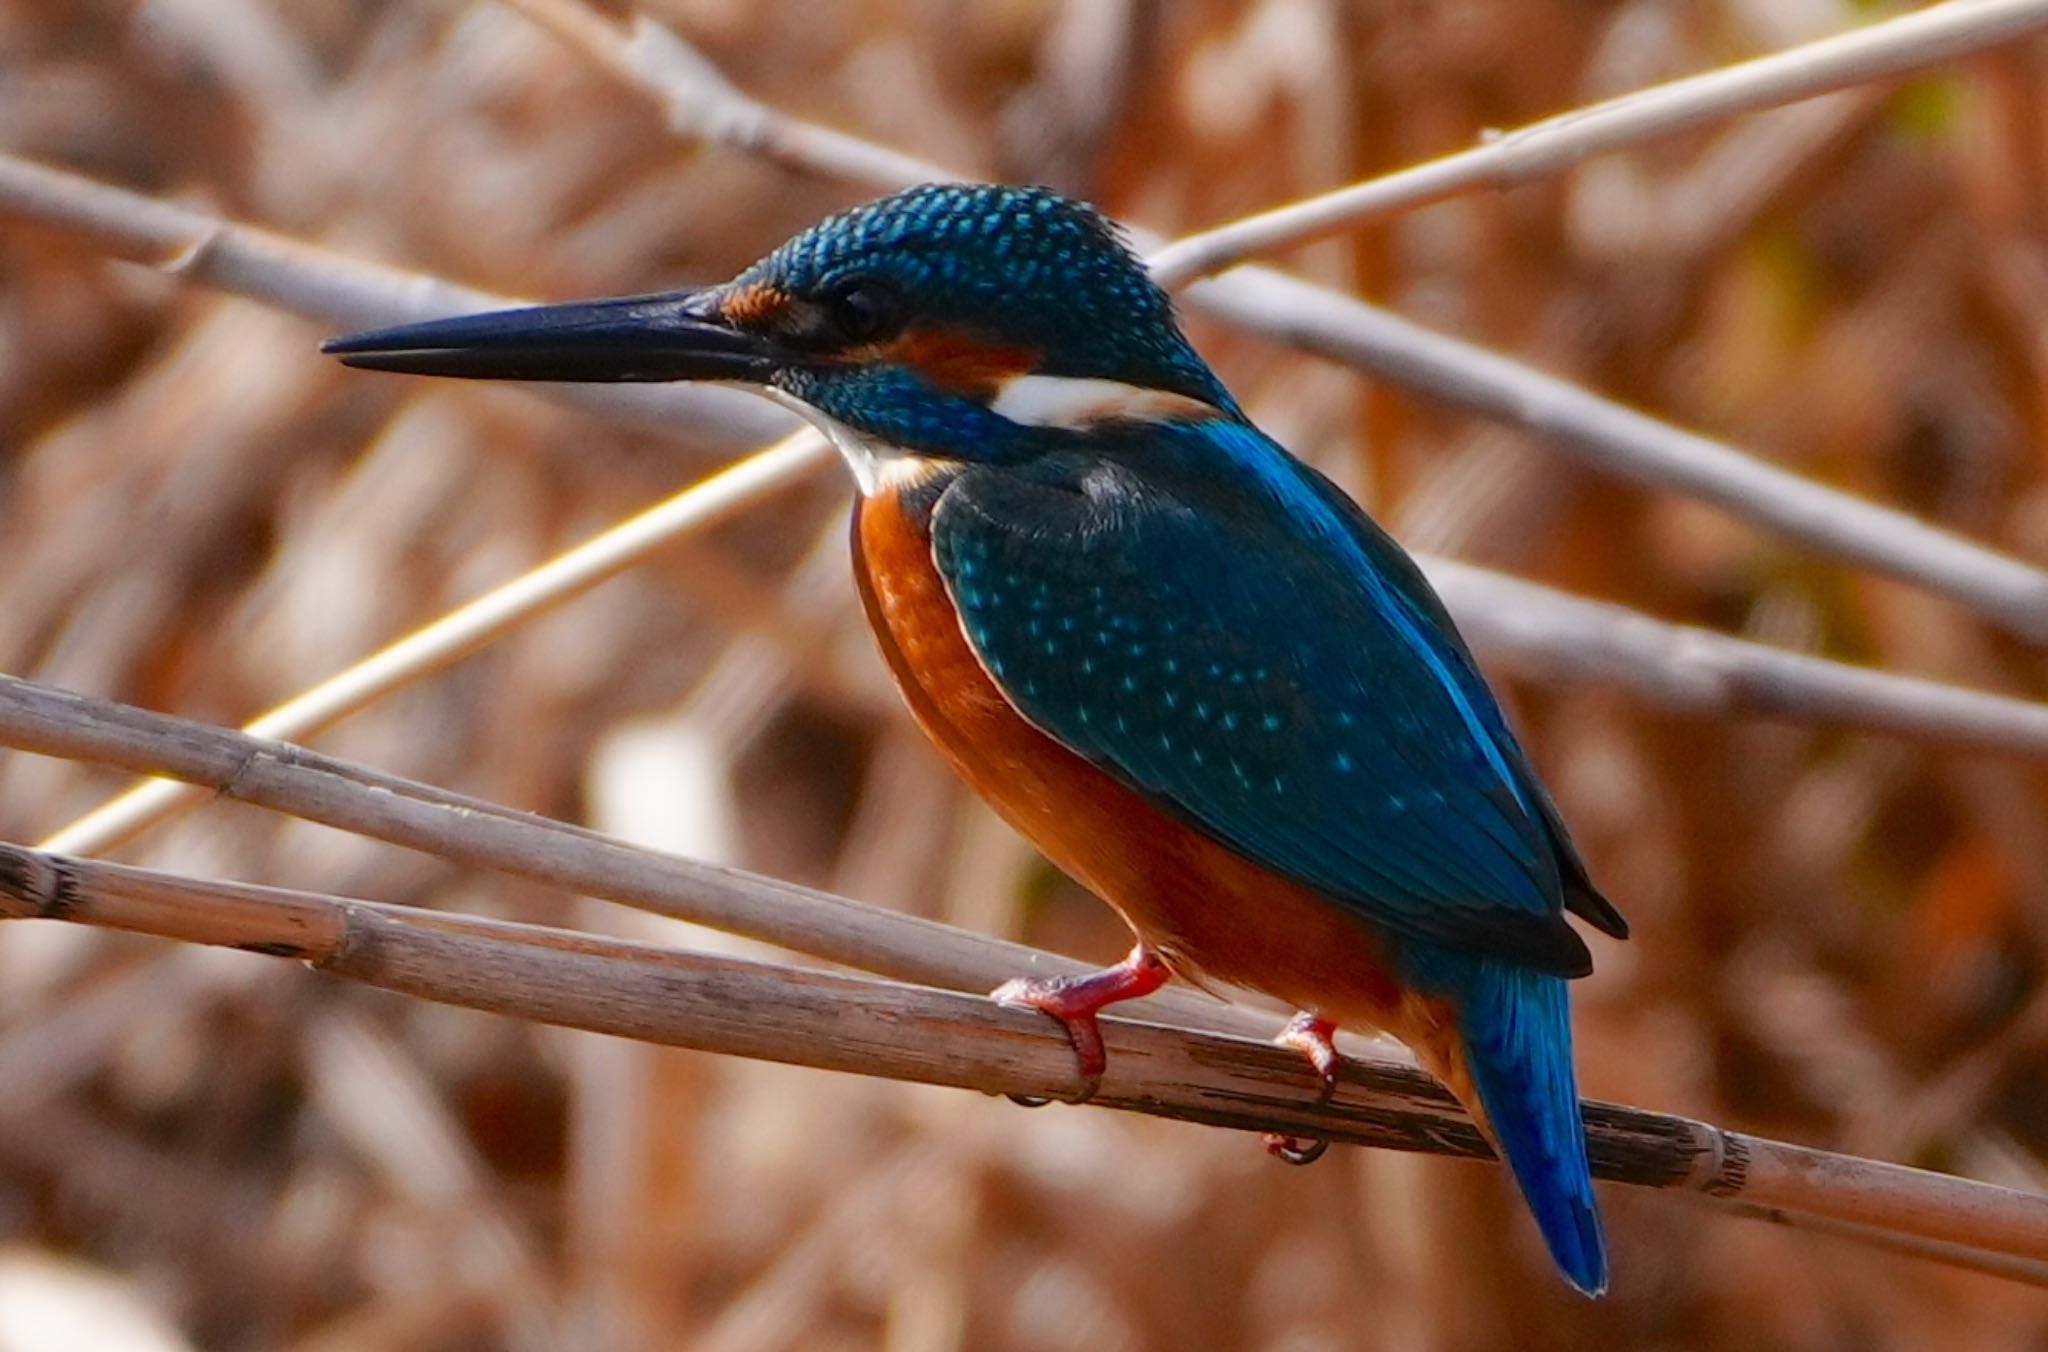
[852,487,1450,1048]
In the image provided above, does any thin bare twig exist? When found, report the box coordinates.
[504,4,2048,641]
[17,662,2048,1122]
[0,152,789,450]
[510,0,944,191]
[16,668,2048,1268]
[2,842,2047,1285]
[1146,0,2048,281]
[1421,560,2048,754]
[1184,269,2048,642]
[34,503,2048,861]
[8,134,2048,651]
[38,431,831,856]
[0,673,1275,1042]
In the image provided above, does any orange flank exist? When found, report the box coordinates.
[852,484,1478,1099]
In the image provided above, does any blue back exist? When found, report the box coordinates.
[925,414,1617,1290]
[927,417,1614,974]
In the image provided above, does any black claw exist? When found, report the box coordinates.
[1264,1133,1331,1166]
[1005,1068,1099,1108]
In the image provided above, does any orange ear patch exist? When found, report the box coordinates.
[722,282,792,328]
[880,327,1040,397]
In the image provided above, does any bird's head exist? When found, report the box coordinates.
[325,184,1237,487]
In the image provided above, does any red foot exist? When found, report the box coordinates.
[1277,1012,1342,1102]
[992,944,1169,1104]
[1262,1012,1341,1165]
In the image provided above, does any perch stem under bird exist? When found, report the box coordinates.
[325,184,1629,1296]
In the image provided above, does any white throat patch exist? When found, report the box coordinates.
[760,373,1214,497]
[988,374,1215,430]
[762,386,931,496]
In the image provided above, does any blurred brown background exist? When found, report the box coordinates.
[6,0,2048,1348]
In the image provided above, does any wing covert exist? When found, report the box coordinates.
[929,451,1596,976]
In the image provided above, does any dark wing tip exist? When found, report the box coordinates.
[1565,880,1629,941]
[1549,925,1595,980]
[1447,909,1593,979]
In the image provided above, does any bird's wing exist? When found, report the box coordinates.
[928,443,1596,976]
[1287,462,1628,942]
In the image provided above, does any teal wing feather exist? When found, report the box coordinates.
[926,424,1619,975]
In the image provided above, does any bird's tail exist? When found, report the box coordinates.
[1412,950,1607,1295]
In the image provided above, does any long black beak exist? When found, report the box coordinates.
[321,288,782,383]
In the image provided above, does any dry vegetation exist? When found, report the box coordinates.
[6,1,2048,1348]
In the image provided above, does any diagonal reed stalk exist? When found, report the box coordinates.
[4,813,2048,1286]
[9,677,2048,1284]
[9,2,2048,1299]
[30,439,2048,858]
[505,0,2048,641]
[13,138,2048,852]
[36,431,832,856]
[1144,0,2048,282]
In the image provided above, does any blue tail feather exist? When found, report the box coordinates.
[1410,948,1607,1295]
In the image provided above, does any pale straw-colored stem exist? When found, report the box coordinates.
[36,433,831,857]
[491,4,2048,639]
[1147,0,2048,283]
[0,151,787,448]
[2,840,2046,1286]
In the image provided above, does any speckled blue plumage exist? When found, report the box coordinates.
[923,412,1617,1289]
[768,184,1621,1291]
[744,183,1232,412]
[931,418,1610,974]
[323,179,1624,1292]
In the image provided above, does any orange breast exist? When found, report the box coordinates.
[852,486,1419,1035]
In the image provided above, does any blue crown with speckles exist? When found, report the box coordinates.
[741,183,1228,405]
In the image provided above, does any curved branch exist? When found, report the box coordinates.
[1,842,2045,1286]
[0,673,1271,1041]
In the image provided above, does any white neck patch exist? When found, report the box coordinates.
[762,386,929,496]
[759,373,1216,497]
[988,373,1217,430]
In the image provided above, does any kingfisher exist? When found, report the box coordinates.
[324,183,1627,1295]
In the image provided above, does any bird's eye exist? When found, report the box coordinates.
[824,278,904,344]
